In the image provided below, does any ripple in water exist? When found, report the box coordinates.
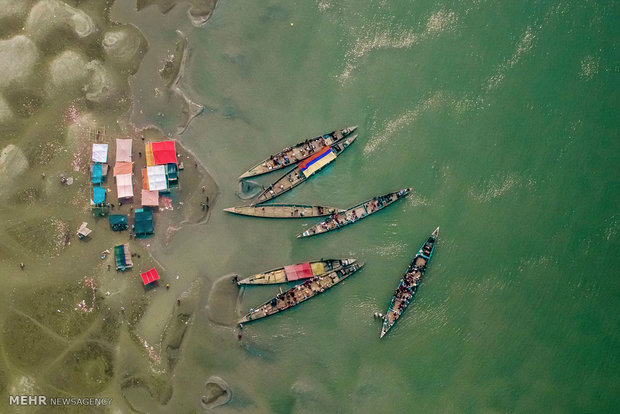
[338,9,457,83]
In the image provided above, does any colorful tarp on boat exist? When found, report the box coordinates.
[116,173,134,199]
[146,165,167,191]
[140,267,160,285]
[91,163,103,184]
[92,186,106,204]
[151,141,177,165]
[284,262,314,281]
[92,143,108,163]
[134,208,154,236]
[113,162,133,176]
[115,139,132,162]
[141,189,159,207]
[299,146,336,178]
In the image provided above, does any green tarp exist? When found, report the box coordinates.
[134,209,154,236]
[109,214,129,231]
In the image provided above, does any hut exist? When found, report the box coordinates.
[114,244,133,271]
[116,173,134,199]
[140,267,160,285]
[146,165,167,191]
[115,139,132,162]
[133,209,154,237]
[77,222,92,239]
[141,189,159,207]
[109,214,129,231]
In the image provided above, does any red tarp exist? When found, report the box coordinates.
[151,141,177,165]
[284,262,313,281]
[140,267,160,285]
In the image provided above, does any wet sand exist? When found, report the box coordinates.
[0,0,218,412]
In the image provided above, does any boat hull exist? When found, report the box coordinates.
[298,188,412,238]
[224,204,343,219]
[380,227,439,338]
[239,262,364,324]
[239,126,357,179]
[237,258,356,285]
[252,135,357,205]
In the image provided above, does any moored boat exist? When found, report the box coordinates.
[239,126,357,179]
[237,258,356,285]
[252,134,357,205]
[380,227,439,338]
[298,188,412,238]
[238,262,364,324]
[224,204,343,219]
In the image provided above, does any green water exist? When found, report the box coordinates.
[119,0,620,412]
[2,0,616,412]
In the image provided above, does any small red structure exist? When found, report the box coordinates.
[151,141,178,165]
[140,267,160,285]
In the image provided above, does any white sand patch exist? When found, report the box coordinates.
[0,93,13,124]
[48,50,89,92]
[26,0,97,42]
[103,26,146,68]
[0,144,29,196]
[0,35,39,89]
[0,0,32,20]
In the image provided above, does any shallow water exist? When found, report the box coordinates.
[2,0,619,412]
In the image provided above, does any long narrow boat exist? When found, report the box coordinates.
[252,135,357,205]
[224,204,344,219]
[238,262,364,324]
[297,188,412,238]
[237,258,356,285]
[239,126,357,179]
[380,227,439,338]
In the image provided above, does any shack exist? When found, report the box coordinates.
[140,267,160,285]
[114,243,133,271]
[109,214,129,231]
[133,209,154,237]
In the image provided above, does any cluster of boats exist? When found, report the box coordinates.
[228,126,440,337]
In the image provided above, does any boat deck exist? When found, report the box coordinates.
[239,263,363,323]
[299,188,411,238]
[239,126,357,179]
[224,205,341,218]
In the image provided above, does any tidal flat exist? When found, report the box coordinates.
[0,0,218,412]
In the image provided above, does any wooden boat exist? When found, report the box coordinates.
[237,258,356,285]
[298,188,413,238]
[238,262,364,324]
[380,227,439,338]
[224,204,344,219]
[252,135,357,205]
[239,126,357,179]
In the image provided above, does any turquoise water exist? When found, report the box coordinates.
[126,0,619,412]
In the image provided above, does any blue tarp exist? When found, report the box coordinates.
[91,163,103,184]
[93,186,106,204]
